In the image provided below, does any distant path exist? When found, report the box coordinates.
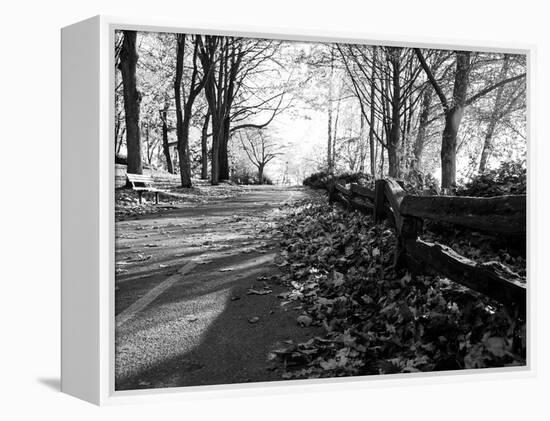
[115,185,320,390]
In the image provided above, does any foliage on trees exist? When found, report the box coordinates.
[115,30,527,190]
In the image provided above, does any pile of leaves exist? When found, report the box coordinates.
[115,190,170,220]
[457,160,526,197]
[269,201,526,379]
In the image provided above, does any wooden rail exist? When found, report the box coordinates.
[322,177,526,314]
[400,195,526,235]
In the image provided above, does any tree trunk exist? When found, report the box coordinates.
[387,140,399,178]
[441,108,462,188]
[201,111,210,179]
[327,95,333,172]
[327,51,334,172]
[479,55,510,173]
[359,114,365,173]
[441,51,471,189]
[258,164,264,185]
[160,103,174,174]
[369,97,376,178]
[387,50,401,178]
[332,93,341,168]
[118,31,142,174]
[145,121,152,165]
[412,87,433,171]
[115,110,121,150]
[369,47,377,178]
[178,114,193,187]
[175,34,192,188]
[380,144,385,177]
[197,36,219,185]
[218,116,230,180]
[116,127,125,155]
[402,95,414,172]
[211,119,220,185]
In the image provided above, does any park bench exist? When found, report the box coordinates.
[126,173,161,204]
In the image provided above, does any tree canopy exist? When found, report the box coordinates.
[115,31,526,189]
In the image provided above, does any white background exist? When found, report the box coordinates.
[1,0,548,419]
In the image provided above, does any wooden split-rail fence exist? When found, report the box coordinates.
[324,178,527,315]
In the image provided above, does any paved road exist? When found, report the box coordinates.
[115,186,319,390]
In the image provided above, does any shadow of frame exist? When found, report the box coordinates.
[37,377,60,392]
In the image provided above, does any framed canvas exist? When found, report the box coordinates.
[61,15,533,405]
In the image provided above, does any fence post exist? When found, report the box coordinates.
[395,216,423,269]
[327,179,336,205]
[374,179,386,223]
[350,183,357,201]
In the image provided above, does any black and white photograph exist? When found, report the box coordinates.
[8,0,550,417]
[113,29,527,391]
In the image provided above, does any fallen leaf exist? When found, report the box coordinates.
[484,337,508,357]
[319,359,338,370]
[127,254,152,262]
[332,271,345,287]
[247,288,273,295]
[296,315,312,327]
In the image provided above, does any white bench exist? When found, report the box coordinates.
[126,173,161,204]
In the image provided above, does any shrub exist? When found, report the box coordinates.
[303,171,375,189]
[457,160,526,197]
[338,172,375,188]
[403,169,440,195]
[261,175,274,185]
[230,167,256,185]
[303,171,331,188]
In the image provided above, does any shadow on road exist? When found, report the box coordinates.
[115,187,319,391]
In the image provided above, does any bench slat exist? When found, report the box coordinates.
[132,187,161,191]
[127,174,154,181]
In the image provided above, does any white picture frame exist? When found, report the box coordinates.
[61,15,534,405]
